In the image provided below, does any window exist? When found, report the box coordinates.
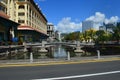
[0,6,2,10]
[18,5,25,9]
[0,5,5,11]
[18,20,25,23]
[18,12,25,16]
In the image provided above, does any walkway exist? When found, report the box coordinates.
[0,55,120,68]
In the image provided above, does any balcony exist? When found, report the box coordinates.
[0,1,7,7]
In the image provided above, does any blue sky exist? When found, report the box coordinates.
[34,0,120,33]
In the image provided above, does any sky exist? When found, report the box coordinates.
[34,0,120,33]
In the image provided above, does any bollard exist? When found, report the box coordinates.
[67,52,70,60]
[30,52,33,63]
[97,50,100,59]
[28,46,33,63]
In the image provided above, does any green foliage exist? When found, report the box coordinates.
[81,29,96,42]
[112,22,120,43]
[63,31,80,41]
[63,22,120,43]
[95,30,113,43]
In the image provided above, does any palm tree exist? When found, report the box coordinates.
[88,29,96,42]
[83,29,96,42]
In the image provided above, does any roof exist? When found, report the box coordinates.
[0,11,10,19]
[18,25,48,36]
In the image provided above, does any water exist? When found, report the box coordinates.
[53,45,67,58]
[0,44,73,60]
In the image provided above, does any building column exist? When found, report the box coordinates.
[25,4,27,25]
[31,10,32,26]
[7,0,10,16]
[27,5,30,26]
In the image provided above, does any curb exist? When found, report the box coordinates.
[0,57,120,68]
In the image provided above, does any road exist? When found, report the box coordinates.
[0,60,120,80]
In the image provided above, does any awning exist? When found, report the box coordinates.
[18,25,34,30]
[18,25,48,36]
[0,16,20,28]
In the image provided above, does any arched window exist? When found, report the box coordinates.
[18,5,25,9]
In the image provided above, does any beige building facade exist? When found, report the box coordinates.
[6,0,48,42]
[0,0,7,15]
[0,0,20,45]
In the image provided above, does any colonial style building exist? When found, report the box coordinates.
[47,23,55,41]
[0,0,7,17]
[0,0,19,45]
[6,0,48,42]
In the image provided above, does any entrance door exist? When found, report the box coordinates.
[0,32,4,41]
[0,32,5,45]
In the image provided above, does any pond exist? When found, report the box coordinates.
[47,44,76,58]
[53,44,67,58]
[0,44,75,60]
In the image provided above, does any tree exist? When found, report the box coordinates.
[63,31,80,41]
[112,22,120,43]
[82,29,96,42]
[95,30,112,43]
[87,29,96,42]
[79,33,84,42]
[96,30,106,43]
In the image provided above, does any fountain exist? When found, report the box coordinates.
[54,45,67,58]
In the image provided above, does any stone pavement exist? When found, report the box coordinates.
[0,55,120,65]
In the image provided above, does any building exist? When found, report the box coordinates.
[99,23,116,33]
[6,0,48,42]
[82,20,95,32]
[0,0,19,45]
[47,23,55,41]
[0,0,7,18]
[105,23,116,33]
[99,26,105,31]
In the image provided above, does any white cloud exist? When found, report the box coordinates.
[55,17,82,33]
[55,12,119,33]
[85,12,119,30]
[86,12,105,23]
[105,16,119,24]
